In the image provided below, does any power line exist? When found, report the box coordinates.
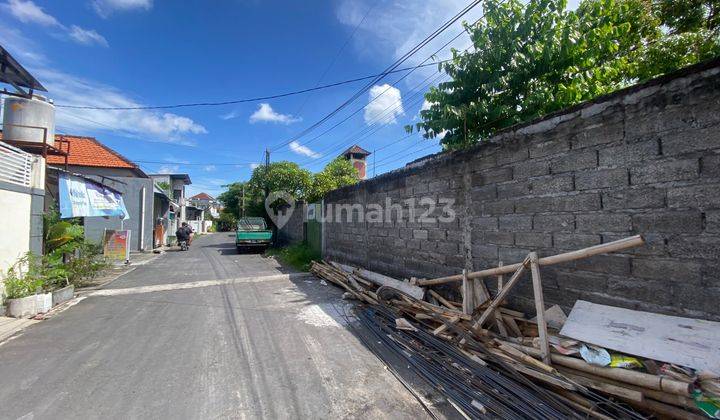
[290,69,448,166]
[293,0,378,116]
[131,160,256,166]
[271,3,488,156]
[53,61,448,111]
[268,0,485,151]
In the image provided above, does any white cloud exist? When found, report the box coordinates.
[421,99,434,111]
[250,163,261,170]
[92,0,152,17]
[163,155,189,164]
[364,84,404,125]
[68,25,108,47]
[249,103,301,125]
[289,141,320,158]
[40,67,206,144]
[203,165,216,172]
[3,0,109,47]
[3,0,59,26]
[336,0,483,84]
[219,109,241,120]
[157,164,180,174]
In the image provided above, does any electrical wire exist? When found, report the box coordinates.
[268,0,485,152]
[292,0,378,117]
[53,61,449,111]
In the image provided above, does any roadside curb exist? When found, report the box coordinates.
[76,252,164,293]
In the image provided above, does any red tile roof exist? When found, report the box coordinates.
[190,192,214,200]
[341,144,371,156]
[46,135,137,169]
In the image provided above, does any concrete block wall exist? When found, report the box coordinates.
[324,59,720,321]
[276,202,305,246]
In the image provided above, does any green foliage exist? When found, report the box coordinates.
[3,208,109,301]
[412,0,720,149]
[217,181,264,219]
[155,181,171,194]
[247,161,312,200]
[215,210,238,232]
[219,158,359,222]
[218,161,313,223]
[266,243,320,272]
[307,157,360,203]
[45,221,84,252]
[3,254,46,299]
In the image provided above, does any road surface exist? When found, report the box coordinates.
[0,233,434,419]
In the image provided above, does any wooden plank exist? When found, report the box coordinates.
[560,300,720,373]
[502,315,523,337]
[461,269,475,315]
[494,262,508,337]
[428,290,460,310]
[433,316,460,336]
[354,267,425,300]
[529,252,550,366]
[472,277,490,307]
[471,255,530,333]
[418,235,644,286]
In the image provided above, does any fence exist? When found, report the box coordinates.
[0,142,32,187]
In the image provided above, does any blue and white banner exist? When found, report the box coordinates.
[58,173,129,220]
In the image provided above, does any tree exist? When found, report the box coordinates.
[217,161,312,223]
[411,0,720,149]
[247,161,312,200]
[307,157,360,203]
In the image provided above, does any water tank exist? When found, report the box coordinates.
[2,95,55,146]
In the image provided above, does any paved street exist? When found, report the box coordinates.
[0,233,431,419]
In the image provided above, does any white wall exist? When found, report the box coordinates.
[0,188,32,277]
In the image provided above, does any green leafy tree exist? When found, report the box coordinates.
[217,181,263,228]
[247,161,312,200]
[306,157,360,203]
[412,0,720,149]
[217,161,312,224]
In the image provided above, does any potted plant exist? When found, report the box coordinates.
[3,254,50,318]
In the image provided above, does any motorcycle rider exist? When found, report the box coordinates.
[176,222,192,249]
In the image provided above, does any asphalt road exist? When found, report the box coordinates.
[0,233,434,419]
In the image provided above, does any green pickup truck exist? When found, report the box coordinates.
[235,217,272,252]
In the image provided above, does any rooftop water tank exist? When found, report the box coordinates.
[2,95,55,146]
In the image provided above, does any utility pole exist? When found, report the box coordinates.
[264,148,270,199]
[241,183,246,218]
[373,149,376,178]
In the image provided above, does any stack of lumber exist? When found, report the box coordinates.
[311,235,720,419]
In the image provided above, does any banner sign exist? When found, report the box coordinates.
[103,229,130,261]
[58,173,129,220]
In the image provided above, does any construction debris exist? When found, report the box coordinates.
[310,234,720,419]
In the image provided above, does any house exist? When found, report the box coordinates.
[149,173,191,241]
[341,145,371,179]
[45,135,154,252]
[188,192,221,218]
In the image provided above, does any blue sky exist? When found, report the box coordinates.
[0,0,580,196]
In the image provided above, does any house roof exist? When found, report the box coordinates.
[45,135,138,170]
[0,45,47,92]
[341,145,371,156]
[190,192,214,200]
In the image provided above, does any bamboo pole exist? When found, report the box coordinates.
[428,290,460,310]
[502,341,691,397]
[471,256,530,332]
[529,252,551,366]
[418,235,645,286]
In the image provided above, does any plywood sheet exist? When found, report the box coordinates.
[560,300,720,373]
